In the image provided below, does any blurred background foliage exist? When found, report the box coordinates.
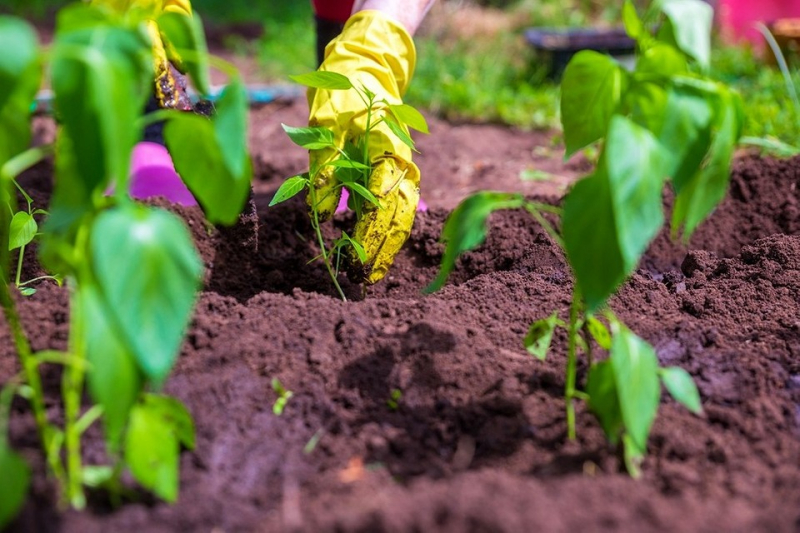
[1,0,798,146]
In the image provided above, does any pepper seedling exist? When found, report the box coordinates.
[271,71,428,300]
[427,0,739,476]
[1,4,252,525]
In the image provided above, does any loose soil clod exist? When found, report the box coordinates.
[2,106,799,531]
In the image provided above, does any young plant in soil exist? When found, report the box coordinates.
[0,5,251,526]
[6,156,62,296]
[427,0,742,476]
[271,71,428,301]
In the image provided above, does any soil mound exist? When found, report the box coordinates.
[3,131,800,531]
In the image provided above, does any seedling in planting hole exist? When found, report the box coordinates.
[386,388,403,410]
[427,0,739,476]
[271,70,428,301]
[272,378,293,416]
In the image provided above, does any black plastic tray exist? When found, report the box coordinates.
[524,27,636,78]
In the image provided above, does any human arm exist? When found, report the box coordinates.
[350,0,435,35]
[308,4,435,284]
[90,0,194,109]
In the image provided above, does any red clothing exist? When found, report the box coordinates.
[312,0,355,23]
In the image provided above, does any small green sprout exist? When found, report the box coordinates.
[272,378,294,416]
[386,389,402,410]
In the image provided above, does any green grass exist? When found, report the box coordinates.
[710,45,800,149]
[8,0,799,147]
[406,35,561,129]
[0,0,307,22]
[254,7,315,80]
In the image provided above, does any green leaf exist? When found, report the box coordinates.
[0,444,31,529]
[603,116,668,268]
[125,402,179,502]
[658,0,713,69]
[586,316,611,350]
[156,11,211,95]
[213,77,249,179]
[563,116,667,311]
[739,136,800,158]
[348,236,368,264]
[269,175,307,206]
[609,323,660,453]
[8,212,37,251]
[18,287,35,296]
[142,393,195,450]
[0,66,39,166]
[387,104,429,134]
[672,86,742,240]
[281,124,335,150]
[636,43,687,77]
[383,116,418,153]
[79,284,142,450]
[52,24,151,201]
[289,71,352,90]
[562,173,622,312]
[346,182,381,208]
[586,360,624,444]
[626,81,713,188]
[165,114,252,225]
[82,465,114,488]
[659,367,703,415]
[0,443,30,529]
[90,205,202,385]
[425,192,524,293]
[622,0,644,40]
[0,18,40,166]
[0,17,38,112]
[523,312,559,360]
[322,159,371,170]
[54,3,112,33]
[560,51,625,157]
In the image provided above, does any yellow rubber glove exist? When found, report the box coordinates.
[308,10,420,285]
[91,0,193,109]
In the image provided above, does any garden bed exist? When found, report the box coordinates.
[3,100,800,532]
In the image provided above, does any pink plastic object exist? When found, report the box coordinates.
[717,0,800,47]
[335,188,428,214]
[127,142,197,206]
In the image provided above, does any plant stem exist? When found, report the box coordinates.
[308,185,347,301]
[0,378,21,445]
[524,203,565,249]
[15,244,25,287]
[18,274,62,287]
[0,282,51,454]
[582,320,594,368]
[1,145,54,184]
[62,283,87,509]
[565,291,581,440]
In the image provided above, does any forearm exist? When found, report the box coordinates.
[351,0,435,35]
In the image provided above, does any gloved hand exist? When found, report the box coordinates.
[308,10,420,285]
[91,0,194,110]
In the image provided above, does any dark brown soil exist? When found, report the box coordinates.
[3,101,800,532]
